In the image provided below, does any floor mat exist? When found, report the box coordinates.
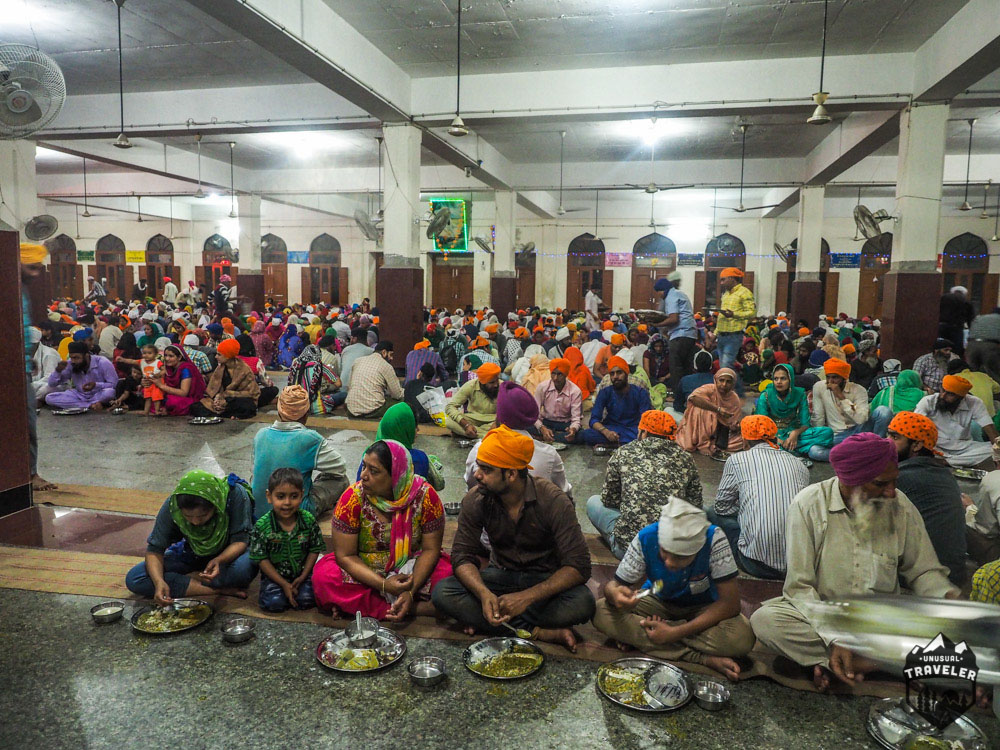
[0,544,906,697]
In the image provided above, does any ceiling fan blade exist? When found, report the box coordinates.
[737,204,783,211]
[560,207,589,213]
[654,184,696,191]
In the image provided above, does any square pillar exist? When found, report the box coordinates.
[237,193,264,313]
[491,190,517,316]
[791,186,825,326]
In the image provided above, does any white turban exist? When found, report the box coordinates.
[183,334,200,346]
[27,326,42,344]
[658,496,710,556]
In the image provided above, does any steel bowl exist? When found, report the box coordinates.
[220,616,255,643]
[345,617,380,648]
[593,444,612,455]
[407,656,447,687]
[109,407,127,415]
[693,680,730,711]
[443,501,461,516]
[456,438,474,448]
[90,600,125,624]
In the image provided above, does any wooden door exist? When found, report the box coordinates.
[95,263,127,300]
[630,267,672,309]
[50,263,78,300]
[857,267,888,319]
[981,273,1000,314]
[566,265,608,311]
[775,271,791,315]
[822,272,839,317]
[335,267,349,306]
[431,259,451,309]
[515,268,535,308]
[263,263,287,306]
[455,264,473,307]
[300,267,312,306]
[309,266,334,305]
[693,271,707,312]
[124,266,134,300]
[145,264,173,299]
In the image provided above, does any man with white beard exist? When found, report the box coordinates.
[750,433,959,691]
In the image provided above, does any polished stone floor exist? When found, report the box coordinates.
[2,407,994,749]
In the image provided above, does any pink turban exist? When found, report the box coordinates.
[829,433,897,487]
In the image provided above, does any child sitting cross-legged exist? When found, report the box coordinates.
[249,467,326,612]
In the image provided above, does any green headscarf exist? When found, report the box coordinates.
[871,369,925,414]
[168,470,231,557]
[375,402,417,450]
[761,363,807,422]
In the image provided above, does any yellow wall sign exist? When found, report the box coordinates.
[125,250,146,264]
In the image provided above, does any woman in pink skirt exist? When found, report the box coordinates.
[313,438,452,621]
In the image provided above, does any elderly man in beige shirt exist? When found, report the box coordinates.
[750,432,959,691]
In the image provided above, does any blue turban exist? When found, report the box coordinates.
[653,278,672,292]
[206,323,224,335]
[72,327,93,341]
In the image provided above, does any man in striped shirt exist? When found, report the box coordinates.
[707,415,809,579]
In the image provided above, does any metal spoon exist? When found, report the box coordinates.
[500,621,533,639]
[634,580,664,600]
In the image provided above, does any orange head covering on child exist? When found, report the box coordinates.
[216,339,240,359]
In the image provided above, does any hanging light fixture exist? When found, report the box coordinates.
[807,0,833,125]
[112,0,131,148]
[228,141,237,218]
[959,118,976,211]
[194,134,206,198]
[981,179,992,219]
[135,193,144,222]
[448,1,468,137]
[991,182,1000,242]
[81,157,92,217]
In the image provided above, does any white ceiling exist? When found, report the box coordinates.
[321,0,971,77]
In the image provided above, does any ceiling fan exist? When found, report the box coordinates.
[353,137,385,244]
[555,131,587,216]
[592,190,618,241]
[628,138,693,195]
[713,123,781,213]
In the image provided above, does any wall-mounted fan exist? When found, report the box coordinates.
[0,44,66,139]
[24,214,59,240]
[354,208,383,244]
[853,204,892,241]
[425,206,452,239]
[773,242,792,263]
[516,241,535,254]
[473,236,493,253]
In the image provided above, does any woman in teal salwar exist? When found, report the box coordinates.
[755,364,833,456]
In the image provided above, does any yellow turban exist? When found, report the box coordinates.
[19,243,47,265]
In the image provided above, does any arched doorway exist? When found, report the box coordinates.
[144,234,177,300]
[858,233,892,319]
[45,234,82,299]
[694,233,751,311]
[302,233,347,305]
[942,232,998,313]
[566,233,609,311]
[774,238,837,317]
[197,234,238,292]
[515,251,536,308]
[261,233,288,306]
[91,234,129,300]
[630,232,676,309]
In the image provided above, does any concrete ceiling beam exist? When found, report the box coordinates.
[913,0,1000,101]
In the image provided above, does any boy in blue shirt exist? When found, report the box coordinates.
[592,496,754,681]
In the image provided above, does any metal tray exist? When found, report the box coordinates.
[189,416,223,425]
[315,627,406,673]
[867,698,989,750]
[52,408,89,415]
[951,467,987,481]
[596,658,693,713]
[130,599,213,635]
[463,637,544,680]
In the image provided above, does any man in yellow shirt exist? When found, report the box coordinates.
[715,267,755,369]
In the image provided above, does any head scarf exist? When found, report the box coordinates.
[872,369,925,414]
[495,381,539,430]
[521,353,552,394]
[476,425,534,470]
[808,349,830,367]
[610,333,625,346]
[639,410,677,439]
[657,496,710,556]
[607,355,629,373]
[375,402,417,449]
[549,358,570,375]
[236,333,256,357]
[761,363,807,423]
[741,415,779,447]
[888,411,941,454]
[162,345,207,401]
[715,367,737,383]
[823,358,851,379]
[563,346,596,400]
[942,374,972,397]
[168,470,231,557]
[830,433,897,487]
[217,338,241,359]
[363,440,428,572]
[221,318,235,335]
[277,385,311,421]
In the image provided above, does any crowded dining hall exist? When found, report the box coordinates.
[3,1,1000,747]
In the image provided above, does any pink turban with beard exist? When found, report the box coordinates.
[829,433,897,486]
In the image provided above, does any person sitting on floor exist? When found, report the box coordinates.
[592,496,755,682]
[28,326,61,405]
[970,560,1000,604]
[750,434,959,691]
[673,349,715,412]
[44,340,119,412]
[870,368,925,415]
[250,468,325,612]
[345,341,405,419]
[967,443,1000,565]
[404,338,450,387]
[251,385,349,520]
[312,439,453,621]
[189,338,261,420]
[913,338,957,393]
[887,411,968,586]
[675,367,744,460]
[706,415,809,580]
[125,469,258,605]
[575,356,651,446]
[433,425,595,651]
[806,357,892,462]
[533,358,583,444]
[445,362,500,439]
[360,402,445,491]
[148,345,207,417]
[587,410,701,559]
[755,363,833,458]
[915,374,1000,469]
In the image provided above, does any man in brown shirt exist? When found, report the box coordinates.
[432,425,594,651]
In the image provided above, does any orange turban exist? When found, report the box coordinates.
[216,339,240,359]
[741,415,778,446]
[549,358,570,375]
[888,411,941,453]
[798,327,811,336]
[476,362,501,383]
[607,355,629,373]
[221,317,235,334]
[514,327,529,339]
[532,326,544,333]
[841,342,856,355]
[720,267,744,279]
[823,358,851,379]
[637,324,648,333]
[373,316,380,324]
[476,425,533,470]
[610,333,625,346]
[476,311,485,321]
[639,410,677,439]
[484,323,499,334]
[602,321,614,330]
[942,374,972,397]
[414,339,431,350]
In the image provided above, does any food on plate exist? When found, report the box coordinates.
[328,648,380,671]
[469,648,542,678]
[598,665,648,707]
[136,603,211,632]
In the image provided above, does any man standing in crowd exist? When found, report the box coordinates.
[344,341,404,419]
[715,267,756,369]
[434,426,595,651]
[446,362,500,439]
[20,243,57,491]
[584,284,602,332]
[44,341,118,412]
[939,285,974,357]
[651,272,697,393]
[915,374,999,468]
[751,434,958,690]
[162,276,178,306]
